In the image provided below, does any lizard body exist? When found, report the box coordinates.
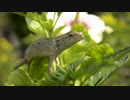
[14,31,83,74]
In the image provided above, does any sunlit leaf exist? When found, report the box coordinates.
[82,46,130,86]
[86,43,115,59]
[5,69,33,86]
[28,57,49,82]
[24,12,49,36]
[52,25,65,36]
[25,16,45,35]
[40,12,48,21]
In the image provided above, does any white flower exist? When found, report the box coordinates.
[47,12,113,43]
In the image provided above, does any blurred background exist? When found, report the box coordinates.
[0,12,130,86]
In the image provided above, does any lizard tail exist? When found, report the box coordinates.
[13,58,27,70]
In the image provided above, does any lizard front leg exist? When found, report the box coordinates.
[48,55,55,75]
[13,58,27,70]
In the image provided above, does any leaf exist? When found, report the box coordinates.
[81,46,130,86]
[40,20,53,31]
[71,23,94,45]
[26,12,40,21]
[83,55,129,86]
[70,57,101,80]
[5,69,33,86]
[25,16,45,35]
[13,12,26,17]
[34,45,130,86]
[40,12,48,21]
[86,43,115,59]
[24,12,49,36]
[105,45,130,61]
[28,57,49,82]
[22,34,43,45]
[71,23,86,32]
[57,12,62,17]
[36,56,86,86]
[39,13,53,31]
[35,71,67,86]
[52,25,65,36]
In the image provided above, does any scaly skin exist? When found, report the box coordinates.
[14,31,83,75]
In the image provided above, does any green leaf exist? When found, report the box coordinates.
[25,12,50,36]
[26,12,40,21]
[36,56,86,86]
[25,15,45,35]
[71,23,94,45]
[57,12,62,17]
[34,44,130,86]
[86,43,115,59]
[35,57,84,86]
[40,12,48,21]
[70,57,101,80]
[71,23,86,32]
[105,45,130,61]
[5,69,33,86]
[38,13,53,31]
[13,12,26,17]
[35,71,67,86]
[82,46,130,86]
[83,56,128,86]
[40,20,53,31]
[52,25,65,36]
[28,57,49,82]
[22,34,43,45]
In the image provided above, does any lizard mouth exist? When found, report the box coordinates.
[79,32,84,38]
[77,32,84,40]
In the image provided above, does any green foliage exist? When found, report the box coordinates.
[34,45,129,86]
[99,12,130,85]
[0,38,16,85]
[4,12,130,86]
[5,69,33,86]
[28,57,49,82]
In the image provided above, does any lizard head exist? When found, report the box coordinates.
[66,31,83,42]
[54,31,84,54]
[60,31,84,50]
[65,31,84,44]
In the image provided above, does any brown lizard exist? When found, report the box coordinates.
[13,31,83,75]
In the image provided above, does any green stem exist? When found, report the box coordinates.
[52,12,62,31]
[73,12,80,24]
[52,12,56,29]
[59,54,64,68]
[37,13,49,37]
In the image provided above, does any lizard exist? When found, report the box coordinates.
[13,31,84,75]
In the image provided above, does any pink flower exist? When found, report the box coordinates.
[47,12,113,43]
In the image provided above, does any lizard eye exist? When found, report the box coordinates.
[66,33,74,39]
[69,34,73,36]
